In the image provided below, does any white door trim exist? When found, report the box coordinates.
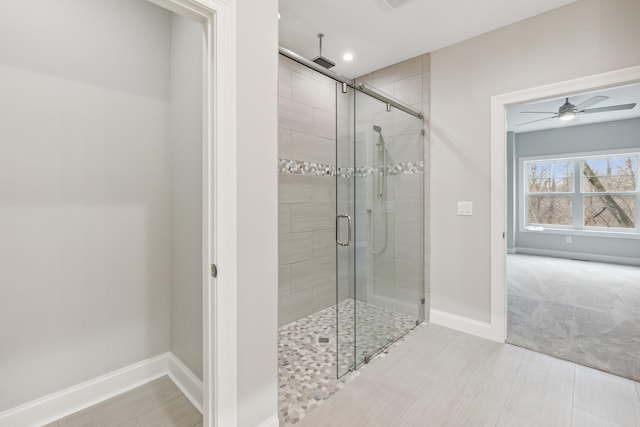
[147,0,237,425]
[489,65,640,342]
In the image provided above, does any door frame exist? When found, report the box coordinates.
[489,65,640,342]
[147,0,237,425]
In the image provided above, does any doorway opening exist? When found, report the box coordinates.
[505,84,640,380]
[490,66,640,380]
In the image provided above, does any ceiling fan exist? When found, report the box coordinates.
[518,95,637,126]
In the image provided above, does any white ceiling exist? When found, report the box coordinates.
[278,0,578,79]
[507,83,640,133]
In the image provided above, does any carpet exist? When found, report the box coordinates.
[507,254,640,381]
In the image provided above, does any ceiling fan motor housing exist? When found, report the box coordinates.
[559,98,576,114]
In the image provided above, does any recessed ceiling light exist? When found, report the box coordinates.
[343,53,353,61]
[278,12,281,19]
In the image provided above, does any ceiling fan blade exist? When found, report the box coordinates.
[516,115,558,126]
[581,103,637,114]
[520,111,557,114]
[574,95,609,110]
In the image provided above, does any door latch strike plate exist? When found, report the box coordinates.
[211,264,217,278]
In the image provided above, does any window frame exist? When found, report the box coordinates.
[519,148,640,239]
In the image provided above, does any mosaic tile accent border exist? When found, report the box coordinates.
[278,158,335,177]
[278,158,424,178]
[356,161,424,177]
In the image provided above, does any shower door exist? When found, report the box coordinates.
[336,81,425,376]
[336,83,356,377]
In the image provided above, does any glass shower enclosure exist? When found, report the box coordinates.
[336,81,425,377]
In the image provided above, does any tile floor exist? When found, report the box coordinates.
[299,323,640,427]
[47,376,202,427]
[46,319,640,426]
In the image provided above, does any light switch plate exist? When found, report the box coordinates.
[458,201,472,216]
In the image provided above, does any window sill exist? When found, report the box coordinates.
[521,227,640,240]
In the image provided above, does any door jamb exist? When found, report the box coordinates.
[146,0,237,425]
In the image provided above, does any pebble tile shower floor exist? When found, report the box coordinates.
[278,299,418,426]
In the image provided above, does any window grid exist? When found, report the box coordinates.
[523,153,640,233]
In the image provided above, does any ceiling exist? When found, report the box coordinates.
[278,0,578,79]
[507,83,640,133]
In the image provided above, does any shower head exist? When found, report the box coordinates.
[312,34,336,69]
[373,125,384,146]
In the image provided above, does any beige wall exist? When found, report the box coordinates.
[0,0,172,410]
[430,0,640,322]
[278,56,337,326]
[0,0,210,412]
[169,13,203,381]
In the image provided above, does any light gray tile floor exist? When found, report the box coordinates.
[507,254,640,381]
[300,323,640,427]
[50,376,201,427]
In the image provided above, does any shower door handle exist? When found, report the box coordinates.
[336,214,352,247]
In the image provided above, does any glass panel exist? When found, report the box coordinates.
[528,195,573,225]
[584,195,637,228]
[583,156,638,193]
[335,83,355,378]
[527,160,573,193]
[353,88,424,369]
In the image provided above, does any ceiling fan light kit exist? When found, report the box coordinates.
[559,112,576,121]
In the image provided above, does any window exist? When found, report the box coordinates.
[523,153,639,233]
[582,156,637,229]
[527,160,573,226]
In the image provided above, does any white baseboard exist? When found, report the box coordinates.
[0,352,203,427]
[256,415,280,427]
[514,247,640,266]
[430,309,491,340]
[167,353,203,414]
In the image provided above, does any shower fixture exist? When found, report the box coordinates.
[372,125,386,199]
[367,125,389,255]
[312,34,336,69]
